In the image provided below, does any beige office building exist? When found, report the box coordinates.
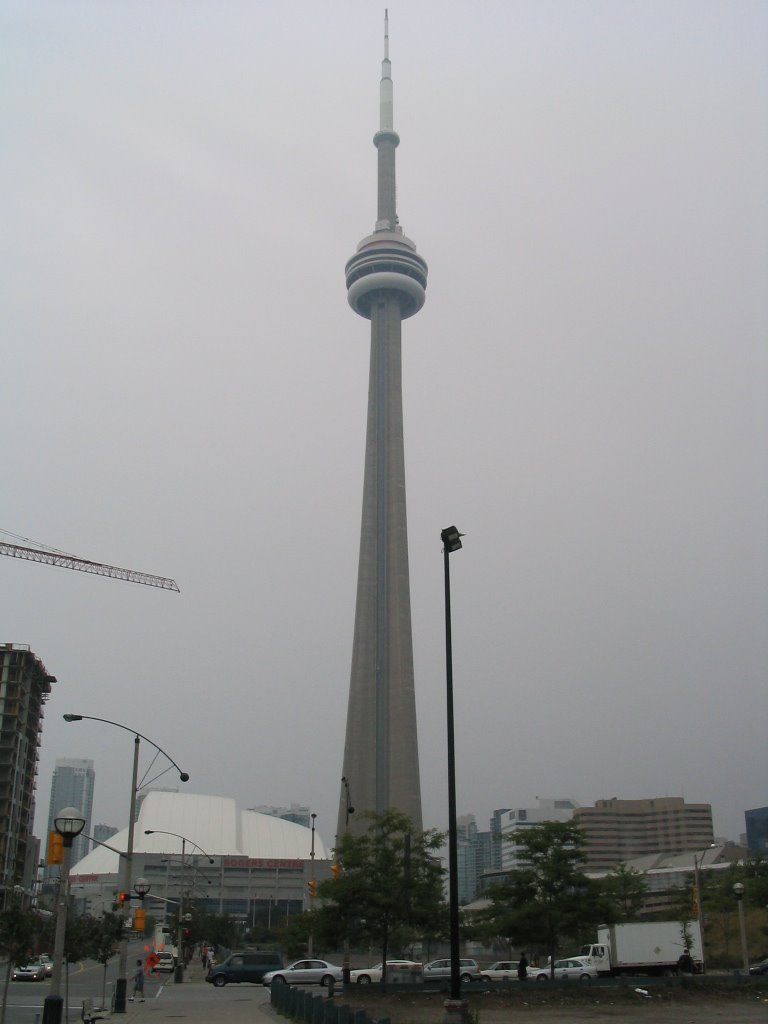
[576,797,714,871]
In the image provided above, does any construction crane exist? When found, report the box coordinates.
[0,531,180,592]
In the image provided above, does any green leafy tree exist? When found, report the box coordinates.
[317,809,446,980]
[90,913,124,1008]
[602,863,648,921]
[0,902,41,1024]
[484,820,609,972]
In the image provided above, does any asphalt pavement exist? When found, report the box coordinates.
[1,960,279,1024]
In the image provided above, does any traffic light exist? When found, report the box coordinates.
[118,892,128,905]
[330,863,341,880]
[308,880,316,897]
[133,908,146,932]
[47,831,64,865]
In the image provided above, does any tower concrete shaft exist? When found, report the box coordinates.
[338,13,427,839]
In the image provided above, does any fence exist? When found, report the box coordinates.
[270,983,390,1024]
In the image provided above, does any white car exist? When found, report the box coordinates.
[38,954,54,977]
[422,958,481,983]
[151,951,177,973]
[12,962,47,982]
[534,959,598,982]
[481,960,522,982]
[262,959,344,987]
[349,961,421,984]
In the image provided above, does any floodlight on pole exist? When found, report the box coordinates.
[441,526,465,1015]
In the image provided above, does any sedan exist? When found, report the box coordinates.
[749,959,768,976]
[263,960,344,987]
[38,955,54,977]
[13,963,47,982]
[349,961,421,984]
[422,959,481,983]
[151,951,177,973]
[534,959,598,982]
[481,961,522,982]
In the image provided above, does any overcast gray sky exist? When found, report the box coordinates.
[2,0,766,852]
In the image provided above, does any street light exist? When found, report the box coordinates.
[308,813,317,956]
[441,525,464,1017]
[42,807,86,1024]
[64,713,188,1012]
[144,829,213,982]
[733,882,750,974]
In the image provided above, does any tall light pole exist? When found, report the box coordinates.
[42,807,86,1024]
[144,829,213,982]
[308,813,317,956]
[64,713,188,1011]
[441,526,464,1018]
[733,882,750,974]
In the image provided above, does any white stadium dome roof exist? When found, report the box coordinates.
[71,791,329,875]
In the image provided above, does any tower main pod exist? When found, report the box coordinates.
[337,13,427,839]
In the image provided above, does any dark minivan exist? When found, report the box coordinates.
[207,950,283,987]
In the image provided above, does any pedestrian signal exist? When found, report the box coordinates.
[308,880,316,897]
[330,863,341,880]
[133,908,146,931]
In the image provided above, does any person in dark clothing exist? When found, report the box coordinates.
[517,953,528,981]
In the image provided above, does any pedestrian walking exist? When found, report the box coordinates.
[130,959,145,1001]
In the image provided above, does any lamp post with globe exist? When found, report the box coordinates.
[42,807,86,1024]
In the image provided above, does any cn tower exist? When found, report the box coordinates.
[337,12,427,839]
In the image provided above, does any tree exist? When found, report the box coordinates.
[0,902,41,1024]
[483,820,608,973]
[90,913,124,1009]
[602,863,648,921]
[317,809,446,980]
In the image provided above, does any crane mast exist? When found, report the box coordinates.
[0,540,180,592]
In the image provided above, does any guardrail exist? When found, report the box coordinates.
[270,983,390,1024]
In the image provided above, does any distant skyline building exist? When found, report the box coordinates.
[93,823,118,847]
[745,806,768,854]
[499,798,580,871]
[0,643,55,906]
[575,796,714,871]
[338,13,427,838]
[46,757,95,870]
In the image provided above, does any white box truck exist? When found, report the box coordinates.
[578,921,703,977]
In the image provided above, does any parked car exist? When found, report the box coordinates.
[422,959,481,984]
[262,960,344,987]
[151,951,177,974]
[749,959,768,976]
[38,955,54,977]
[349,961,421,984]
[533,959,598,982]
[481,961,522,982]
[12,963,47,982]
[207,950,282,986]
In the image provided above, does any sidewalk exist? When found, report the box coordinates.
[112,962,279,1024]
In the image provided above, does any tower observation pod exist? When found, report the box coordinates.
[338,11,426,839]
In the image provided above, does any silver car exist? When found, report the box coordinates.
[422,958,480,984]
[262,959,343,987]
[533,959,598,982]
[12,962,47,982]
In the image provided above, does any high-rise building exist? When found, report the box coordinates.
[0,643,55,905]
[499,798,580,871]
[338,13,427,838]
[46,758,95,869]
[745,806,768,854]
[575,797,714,871]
